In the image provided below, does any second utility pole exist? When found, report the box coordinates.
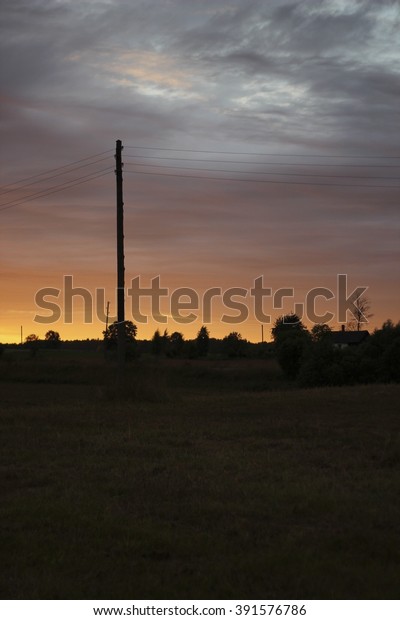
[115,139,126,377]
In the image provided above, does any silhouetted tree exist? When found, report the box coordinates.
[223,331,247,358]
[196,325,210,357]
[299,325,338,387]
[25,334,40,358]
[151,329,169,356]
[152,329,162,356]
[366,319,400,382]
[167,331,185,358]
[272,314,309,379]
[347,295,373,331]
[103,321,137,349]
[296,317,400,387]
[272,313,306,341]
[311,323,333,343]
[44,330,61,349]
[103,320,138,359]
[381,338,400,382]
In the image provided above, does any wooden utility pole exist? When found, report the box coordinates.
[115,140,125,376]
[105,301,110,333]
[261,324,264,343]
[104,301,110,360]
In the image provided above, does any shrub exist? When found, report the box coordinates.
[276,332,310,380]
[222,332,247,358]
[381,337,400,382]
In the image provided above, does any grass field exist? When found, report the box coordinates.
[1,355,399,599]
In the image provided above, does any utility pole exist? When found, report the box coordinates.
[20,325,23,346]
[105,301,110,333]
[261,324,264,343]
[104,301,110,360]
[115,139,125,378]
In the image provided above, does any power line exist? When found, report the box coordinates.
[124,161,400,182]
[0,168,110,207]
[0,169,113,213]
[2,144,398,215]
[0,149,114,192]
[124,168,400,189]
[125,145,400,160]
[0,155,113,197]
[124,154,400,169]
[0,167,113,209]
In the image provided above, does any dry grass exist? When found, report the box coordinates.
[0,357,399,599]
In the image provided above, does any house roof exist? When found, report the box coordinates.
[332,330,370,345]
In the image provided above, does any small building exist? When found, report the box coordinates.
[332,326,370,349]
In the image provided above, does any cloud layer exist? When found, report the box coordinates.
[1,0,399,341]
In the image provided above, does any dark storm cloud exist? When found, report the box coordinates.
[1,0,399,153]
[153,0,400,151]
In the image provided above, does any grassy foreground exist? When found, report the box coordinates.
[0,356,399,599]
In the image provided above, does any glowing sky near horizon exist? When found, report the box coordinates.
[0,0,399,343]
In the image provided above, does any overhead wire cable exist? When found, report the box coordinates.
[0,166,113,209]
[125,145,400,159]
[124,161,400,181]
[124,168,400,189]
[0,155,113,196]
[0,149,114,192]
[124,154,400,169]
[0,169,113,213]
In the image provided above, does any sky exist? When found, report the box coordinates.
[0,0,399,343]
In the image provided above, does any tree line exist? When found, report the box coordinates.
[2,314,399,388]
[103,323,254,359]
[272,314,400,386]
[0,325,258,359]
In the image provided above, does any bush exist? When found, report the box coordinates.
[276,332,310,380]
[381,337,400,382]
[298,340,336,387]
[297,320,400,387]
[272,314,310,379]
[222,332,247,358]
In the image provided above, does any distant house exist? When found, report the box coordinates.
[332,326,370,349]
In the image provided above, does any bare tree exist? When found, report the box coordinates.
[347,295,373,331]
